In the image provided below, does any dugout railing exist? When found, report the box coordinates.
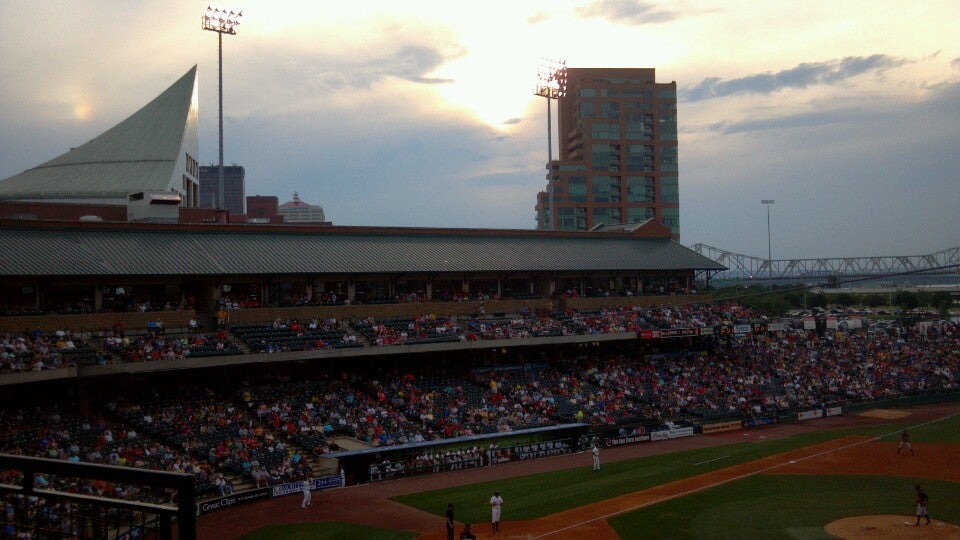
[0,453,195,540]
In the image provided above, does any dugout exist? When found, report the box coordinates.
[328,423,587,484]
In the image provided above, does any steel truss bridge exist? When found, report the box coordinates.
[691,243,960,282]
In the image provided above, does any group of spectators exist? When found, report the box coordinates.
[0,305,957,505]
[231,318,359,353]
[0,329,102,373]
[104,323,239,361]
[347,302,754,346]
[352,315,465,346]
[0,301,764,370]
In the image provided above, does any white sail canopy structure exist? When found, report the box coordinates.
[0,66,200,206]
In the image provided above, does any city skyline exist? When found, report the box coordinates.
[1,1,958,259]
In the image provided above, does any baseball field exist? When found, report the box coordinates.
[206,401,960,539]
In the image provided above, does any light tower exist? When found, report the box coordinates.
[202,6,243,210]
[534,59,567,230]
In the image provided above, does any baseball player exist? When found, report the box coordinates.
[301,479,311,509]
[897,430,915,455]
[915,485,930,526]
[592,445,600,471]
[445,503,455,540]
[489,490,503,533]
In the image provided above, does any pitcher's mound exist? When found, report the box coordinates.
[825,515,960,538]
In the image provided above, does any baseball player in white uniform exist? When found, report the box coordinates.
[592,445,600,471]
[489,490,503,533]
[301,479,312,508]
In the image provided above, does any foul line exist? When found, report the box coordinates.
[533,415,952,539]
[694,455,730,466]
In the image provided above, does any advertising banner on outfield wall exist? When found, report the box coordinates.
[797,409,824,421]
[650,426,695,441]
[650,429,670,441]
[659,327,699,338]
[734,324,752,335]
[667,426,695,438]
[603,433,651,447]
[700,420,743,434]
[196,487,271,516]
[826,406,842,417]
[742,416,777,428]
[271,474,344,498]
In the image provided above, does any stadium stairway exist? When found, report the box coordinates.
[232,338,252,355]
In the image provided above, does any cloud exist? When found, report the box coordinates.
[682,54,911,102]
[527,12,552,24]
[709,110,861,135]
[702,80,960,135]
[576,0,680,24]
[502,118,522,125]
[299,44,461,91]
[952,57,960,69]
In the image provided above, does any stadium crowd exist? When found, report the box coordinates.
[0,303,957,501]
[1,329,104,373]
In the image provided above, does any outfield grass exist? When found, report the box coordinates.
[239,522,417,540]
[608,475,960,540]
[392,420,925,525]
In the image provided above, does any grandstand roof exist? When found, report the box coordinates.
[0,67,199,201]
[0,221,725,277]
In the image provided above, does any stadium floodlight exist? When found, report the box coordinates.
[534,59,567,231]
[202,6,243,210]
[761,200,775,285]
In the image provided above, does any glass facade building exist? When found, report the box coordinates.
[199,165,245,215]
[535,68,679,238]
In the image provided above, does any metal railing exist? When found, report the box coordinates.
[0,454,195,540]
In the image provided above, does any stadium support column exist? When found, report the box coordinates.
[348,279,356,303]
[426,280,433,301]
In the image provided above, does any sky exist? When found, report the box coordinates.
[1,1,958,260]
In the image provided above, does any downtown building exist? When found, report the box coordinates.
[200,165,245,215]
[535,68,679,238]
[278,192,327,223]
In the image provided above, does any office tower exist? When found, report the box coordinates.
[200,165,245,214]
[535,68,678,238]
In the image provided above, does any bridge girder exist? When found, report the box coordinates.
[690,243,960,281]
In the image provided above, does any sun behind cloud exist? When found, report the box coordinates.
[72,102,93,121]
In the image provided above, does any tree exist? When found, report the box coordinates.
[896,291,919,310]
[807,293,827,309]
[782,292,804,309]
